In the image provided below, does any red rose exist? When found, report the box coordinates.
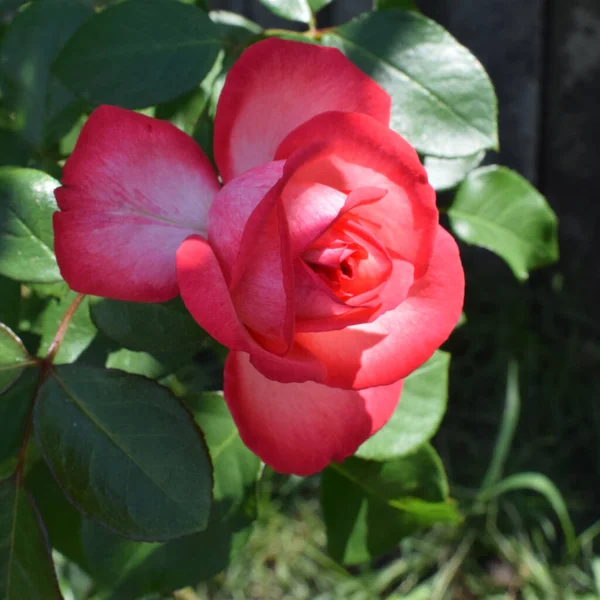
[53,39,464,475]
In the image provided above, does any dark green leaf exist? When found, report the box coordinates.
[0,368,38,467]
[375,0,419,11]
[0,277,20,331]
[321,10,498,157]
[259,0,312,23]
[0,478,63,599]
[37,292,96,365]
[26,457,89,571]
[0,323,32,393]
[449,166,559,280]
[34,366,213,541]
[0,130,30,168]
[0,168,61,283]
[322,445,459,564]
[82,392,259,598]
[424,152,485,191]
[308,0,334,13]
[91,298,207,365]
[356,351,449,460]
[0,0,92,147]
[53,0,222,109]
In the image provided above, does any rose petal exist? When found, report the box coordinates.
[276,111,438,278]
[224,351,403,475]
[177,234,325,383]
[296,226,465,389]
[54,106,220,302]
[214,38,391,183]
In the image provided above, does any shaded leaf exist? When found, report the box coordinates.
[82,393,259,598]
[356,351,450,460]
[0,323,32,394]
[259,0,312,23]
[91,298,207,366]
[0,0,92,147]
[449,166,559,280]
[0,168,61,283]
[0,478,63,599]
[34,366,213,541]
[0,368,38,467]
[0,277,21,331]
[375,0,419,10]
[322,10,498,157]
[308,0,334,13]
[322,445,459,564]
[53,0,222,109]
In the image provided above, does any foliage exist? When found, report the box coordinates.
[0,0,568,598]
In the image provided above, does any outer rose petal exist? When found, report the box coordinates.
[54,106,220,302]
[224,351,403,475]
[214,38,391,182]
[296,226,465,389]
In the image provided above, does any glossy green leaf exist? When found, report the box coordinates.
[449,166,559,280]
[424,152,485,191]
[0,323,32,394]
[91,298,207,365]
[0,478,63,599]
[322,445,459,564]
[34,366,213,541]
[0,0,92,148]
[259,0,312,23]
[53,0,221,109]
[356,351,450,460]
[0,369,38,467]
[37,292,96,365]
[375,0,419,10]
[322,10,498,157]
[81,393,259,598]
[0,168,61,283]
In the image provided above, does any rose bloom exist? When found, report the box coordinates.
[53,39,464,475]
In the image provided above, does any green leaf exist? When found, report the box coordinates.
[374,0,419,10]
[34,366,213,541]
[0,0,92,148]
[53,0,222,109]
[308,0,334,13]
[0,478,63,599]
[106,349,168,379]
[449,166,559,280]
[321,10,498,157]
[424,152,485,191]
[91,298,207,366]
[0,368,38,467]
[0,277,20,332]
[81,393,259,598]
[0,323,33,394]
[356,351,450,460]
[26,457,89,571]
[210,10,263,40]
[322,445,459,564]
[0,168,61,283]
[0,130,30,168]
[36,292,96,365]
[259,0,312,23]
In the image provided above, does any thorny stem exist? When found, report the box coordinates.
[14,293,86,484]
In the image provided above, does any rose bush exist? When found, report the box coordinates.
[53,38,464,475]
